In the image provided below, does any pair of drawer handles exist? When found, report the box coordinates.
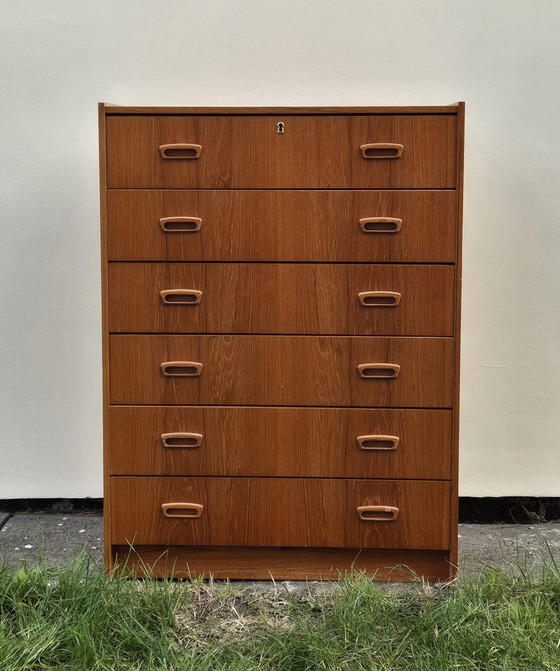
[159,217,403,234]
[160,361,401,380]
[161,502,399,522]
[158,143,404,161]
[160,432,399,451]
[159,290,402,307]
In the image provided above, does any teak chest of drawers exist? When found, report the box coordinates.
[99,103,464,581]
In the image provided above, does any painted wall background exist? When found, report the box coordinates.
[1,0,559,498]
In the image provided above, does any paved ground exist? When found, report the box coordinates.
[1,513,560,580]
[459,522,560,575]
[0,513,104,568]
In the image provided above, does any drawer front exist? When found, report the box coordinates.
[108,407,452,478]
[106,190,457,263]
[108,264,455,336]
[109,335,453,407]
[106,115,457,188]
[110,477,451,550]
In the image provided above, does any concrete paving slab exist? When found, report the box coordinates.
[0,513,103,568]
[459,523,560,575]
[1,515,560,581]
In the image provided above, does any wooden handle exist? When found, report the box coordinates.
[160,361,203,377]
[161,502,203,518]
[160,289,203,305]
[159,217,202,233]
[358,291,401,307]
[357,505,399,522]
[360,143,403,159]
[159,143,202,159]
[357,435,399,451]
[161,432,203,448]
[359,217,402,233]
[358,363,400,379]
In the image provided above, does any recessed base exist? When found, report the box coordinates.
[111,545,453,582]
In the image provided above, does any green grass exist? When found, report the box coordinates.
[1,553,560,670]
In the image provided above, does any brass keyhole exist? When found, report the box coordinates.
[277,121,285,134]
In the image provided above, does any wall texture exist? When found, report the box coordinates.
[1,0,559,498]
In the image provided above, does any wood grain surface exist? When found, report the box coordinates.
[449,101,465,569]
[109,335,454,407]
[107,406,452,478]
[98,104,114,570]
[106,115,457,188]
[104,104,459,115]
[101,104,464,581]
[107,190,457,263]
[110,476,451,549]
[112,545,452,581]
[108,263,454,336]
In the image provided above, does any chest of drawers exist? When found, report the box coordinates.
[99,104,464,581]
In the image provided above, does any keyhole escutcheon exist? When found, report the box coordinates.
[277,121,285,134]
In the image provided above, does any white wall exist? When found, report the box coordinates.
[1,0,559,498]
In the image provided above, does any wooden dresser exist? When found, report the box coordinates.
[99,104,464,581]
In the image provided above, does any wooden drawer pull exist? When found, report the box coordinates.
[358,363,400,379]
[161,502,203,518]
[360,143,403,159]
[160,289,203,305]
[159,143,202,159]
[358,291,401,307]
[359,217,402,234]
[357,435,399,451]
[159,217,202,233]
[161,432,203,449]
[160,361,203,377]
[357,505,399,522]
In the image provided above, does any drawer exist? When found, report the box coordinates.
[108,407,452,479]
[108,263,455,336]
[110,477,451,550]
[105,115,457,188]
[109,335,453,407]
[106,190,457,263]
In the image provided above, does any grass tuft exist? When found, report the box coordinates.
[1,553,560,670]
